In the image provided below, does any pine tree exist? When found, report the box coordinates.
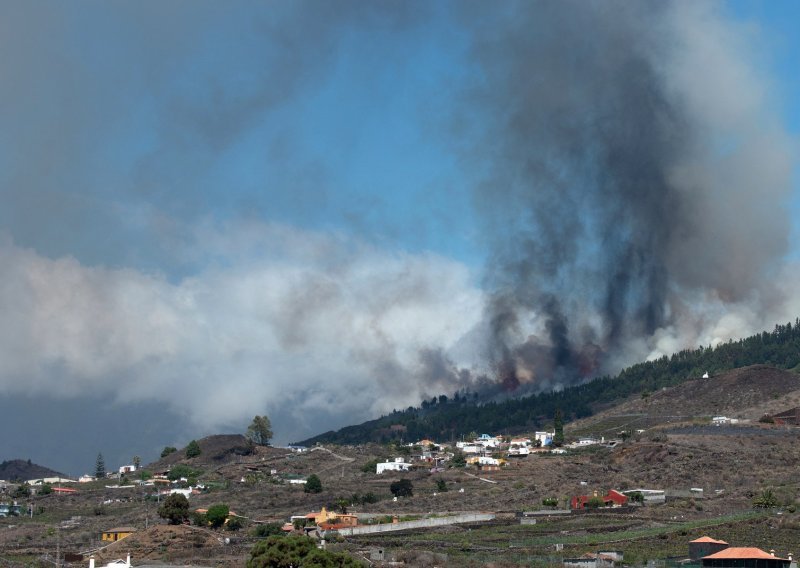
[245,415,273,446]
[185,440,201,458]
[553,408,564,447]
[95,453,106,479]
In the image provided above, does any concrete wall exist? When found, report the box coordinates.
[337,513,495,536]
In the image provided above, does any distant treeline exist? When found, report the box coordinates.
[299,319,800,446]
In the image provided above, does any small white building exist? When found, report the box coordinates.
[118,465,137,475]
[534,431,555,446]
[376,458,412,474]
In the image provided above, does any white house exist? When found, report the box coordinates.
[118,464,137,475]
[376,458,412,474]
[534,431,555,446]
[508,445,530,457]
[88,555,131,568]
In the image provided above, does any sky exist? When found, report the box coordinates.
[1,1,799,476]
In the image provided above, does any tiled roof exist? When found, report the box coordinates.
[691,536,728,544]
[703,547,788,560]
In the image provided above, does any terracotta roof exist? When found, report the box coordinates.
[691,536,728,544]
[703,547,788,561]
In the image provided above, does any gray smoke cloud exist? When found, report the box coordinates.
[460,1,795,388]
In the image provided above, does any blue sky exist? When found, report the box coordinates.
[1,1,799,475]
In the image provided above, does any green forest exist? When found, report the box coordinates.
[299,319,800,446]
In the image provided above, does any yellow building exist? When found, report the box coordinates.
[101,527,136,542]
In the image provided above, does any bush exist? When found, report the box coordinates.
[247,535,361,568]
[436,479,448,492]
[185,440,202,458]
[542,497,558,508]
[226,516,244,531]
[190,511,207,526]
[167,464,199,481]
[390,479,413,498]
[161,446,177,458]
[39,484,53,495]
[304,474,322,494]
[206,503,230,528]
[361,459,379,473]
[252,523,284,537]
[586,496,605,509]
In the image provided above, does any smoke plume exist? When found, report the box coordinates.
[459,1,795,388]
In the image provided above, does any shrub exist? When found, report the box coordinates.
[542,497,558,508]
[161,446,177,458]
[304,474,322,494]
[206,504,230,528]
[390,479,413,498]
[226,516,244,531]
[252,522,284,537]
[436,479,448,492]
[247,535,361,568]
[185,440,202,458]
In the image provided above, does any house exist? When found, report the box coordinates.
[771,407,800,426]
[534,431,555,446]
[88,555,131,568]
[78,475,96,483]
[689,536,729,561]
[376,458,412,474]
[508,445,530,457]
[100,527,136,542]
[563,551,621,567]
[571,490,628,509]
[118,464,136,475]
[702,547,790,568]
[304,506,357,528]
[621,489,665,504]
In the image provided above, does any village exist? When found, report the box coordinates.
[2,409,798,568]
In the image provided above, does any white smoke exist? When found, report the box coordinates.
[0,225,483,439]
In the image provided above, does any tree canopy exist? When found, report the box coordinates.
[304,474,322,494]
[247,535,360,568]
[390,479,413,497]
[246,415,274,446]
[206,503,230,528]
[185,440,202,458]
[158,493,190,525]
[95,453,105,479]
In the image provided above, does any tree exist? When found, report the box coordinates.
[390,479,413,498]
[246,415,273,446]
[628,491,644,505]
[247,535,361,568]
[436,479,448,492]
[206,503,230,528]
[586,496,605,509]
[133,455,141,469]
[553,408,565,447]
[226,516,244,531]
[450,450,466,468]
[95,453,106,479]
[304,474,322,494]
[40,484,53,495]
[251,522,284,537]
[161,446,177,458]
[542,497,558,508]
[185,440,202,458]
[158,493,190,525]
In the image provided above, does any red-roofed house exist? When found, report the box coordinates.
[702,547,790,568]
[571,489,627,509]
[689,536,729,561]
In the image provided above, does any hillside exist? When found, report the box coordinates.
[300,320,800,445]
[0,459,65,481]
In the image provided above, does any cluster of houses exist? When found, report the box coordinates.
[371,432,562,475]
[563,537,794,568]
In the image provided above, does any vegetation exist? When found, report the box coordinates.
[167,464,200,481]
[553,408,564,446]
[132,455,141,469]
[541,497,558,508]
[252,522,285,538]
[206,503,230,528]
[185,440,202,458]
[300,319,800,445]
[95,453,105,479]
[753,488,778,509]
[246,415,273,446]
[390,479,413,498]
[304,474,322,493]
[436,479,448,492]
[161,446,177,458]
[158,493,190,525]
[247,535,360,568]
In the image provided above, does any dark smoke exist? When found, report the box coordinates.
[458,1,793,390]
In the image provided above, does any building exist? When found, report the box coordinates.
[702,547,790,568]
[88,555,131,568]
[118,464,137,475]
[771,407,800,426]
[376,458,412,474]
[101,527,136,542]
[571,490,628,510]
[621,489,665,504]
[534,431,555,446]
[689,536,729,561]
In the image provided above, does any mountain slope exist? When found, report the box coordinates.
[299,319,800,445]
[0,459,65,481]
